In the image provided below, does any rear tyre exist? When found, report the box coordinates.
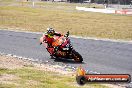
[72,50,83,62]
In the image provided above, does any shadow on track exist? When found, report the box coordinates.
[53,58,85,64]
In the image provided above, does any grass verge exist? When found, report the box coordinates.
[0,55,109,88]
[0,1,132,40]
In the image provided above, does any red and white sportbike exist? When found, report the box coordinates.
[40,31,83,62]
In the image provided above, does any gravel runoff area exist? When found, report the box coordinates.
[0,54,75,76]
[0,53,126,88]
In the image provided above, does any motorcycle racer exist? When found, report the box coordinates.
[40,27,62,57]
[39,29,83,62]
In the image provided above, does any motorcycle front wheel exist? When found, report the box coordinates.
[72,50,83,62]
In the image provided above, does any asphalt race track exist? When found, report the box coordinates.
[0,30,132,76]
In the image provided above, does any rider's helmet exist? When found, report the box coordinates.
[47,27,55,38]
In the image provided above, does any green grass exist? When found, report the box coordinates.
[0,1,132,40]
[0,84,16,88]
[0,0,15,2]
[0,0,16,5]
[0,67,109,88]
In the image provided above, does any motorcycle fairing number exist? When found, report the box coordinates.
[63,48,69,50]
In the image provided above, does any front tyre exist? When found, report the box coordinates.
[72,50,83,62]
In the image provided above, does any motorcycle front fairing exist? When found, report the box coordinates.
[58,37,72,51]
[57,39,74,58]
